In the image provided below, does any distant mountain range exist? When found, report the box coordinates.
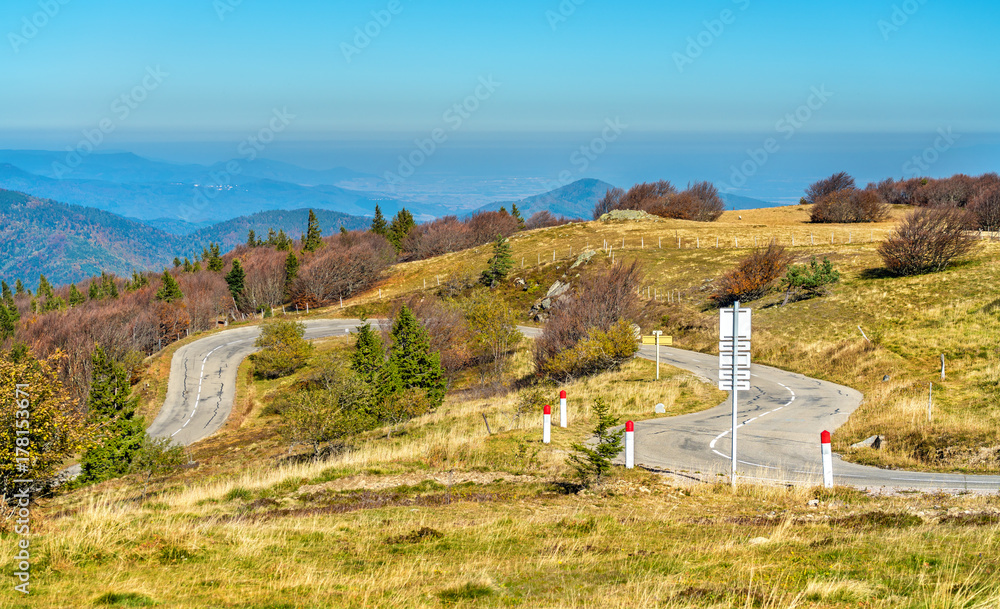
[0,188,373,287]
[475,178,778,219]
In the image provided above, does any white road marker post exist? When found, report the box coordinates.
[625,421,635,469]
[652,330,663,380]
[720,301,751,487]
[559,390,568,428]
[543,405,552,444]
[821,430,833,488]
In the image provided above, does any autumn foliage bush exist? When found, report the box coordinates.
[810,187,889,223]
[711,242,793,307]
[534,261,642,379]
[877,207,976,276]
[594,180,724,222]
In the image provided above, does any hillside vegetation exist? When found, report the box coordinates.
[349,204,1000,473]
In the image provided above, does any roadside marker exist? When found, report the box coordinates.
[821,430,833,488]
[543,405,551,444]
[559,390,568,428]
[625,421,634,469]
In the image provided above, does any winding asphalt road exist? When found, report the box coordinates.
[149,319,1000,491]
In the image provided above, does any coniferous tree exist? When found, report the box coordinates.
[201,246,210,262]
[480,234,514,287]
[192,261,202,272]
[88,280,100,301]
[370,204,389,237]
[266,228,277,246]
[0,302,17,341]
[303,210,323,252]
[275,230,292,252]
[68,284,86,307]
[389,306,446,408]
[225,259,246,304]
[388,208,416,252]
[173,257,182,268]
[155,271,184,303]
[78,347,146,484]
[207,243,224,272]
[38,274,54,300]
[284,252,299,297]
[1,281,12,304]
[340,226,349,235]
[14,280,25,296]
[183,257,193,273]
[125,271,149,293]
[511,203,525,229]
[101,272,118,299]
[568,397,624,487]
[247,229,258,248]
[351,323,400,401]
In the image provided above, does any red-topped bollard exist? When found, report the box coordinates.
[559,390,567,428]
[821,430,833,488]
[543,405,551,444]
[625,421,635,469]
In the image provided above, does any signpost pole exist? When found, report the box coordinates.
[731,300,740,487]
[653,331,662,380]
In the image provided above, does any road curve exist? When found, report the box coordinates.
[150,320,1000,491]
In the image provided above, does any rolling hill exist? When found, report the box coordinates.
[0,188,373,287]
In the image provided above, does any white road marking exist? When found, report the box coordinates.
[170,340,245,438]
[709,381,796,458]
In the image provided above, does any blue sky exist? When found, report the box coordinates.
[2,0,998,137]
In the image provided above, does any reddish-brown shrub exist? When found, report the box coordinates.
[805,172,855,204]
[810,188,888,223]
[969,184,1000,231]
[650,182,725,222]
[526,210,574,229]
[878,208,976,276]
[592,187,625,219]
[711,242,793,306]
[466,210,519,245]
[402,216,472,261]
[290,233,393,307]
[534,261,642,374]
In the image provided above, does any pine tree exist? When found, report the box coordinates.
[125,271,149,293]
[14,279,25,296]
[275,230,292,252]
[102,272,118,299]
[511,203,525,229]
[0,303,16,341]
[284,252,299,297]
[389,306,446,408]
[266,228,277,246]
[192,261,202,272]
[247,229,258,248]
[183,257,193,273]
[79,347,147,484]
[88,280,100,301]
[225,259,246,304]
[201,246,210,261]
[370,204,389,237]
[568,397,624,487]
[480,234,514,287]
[340,226,349,235]
[303,210,323,252]
[1,281,12,305]
[388,208,415,252]
[38,274,54,300]
[207,243,224,272]
[68,284,86,307]
[173,257,182,268]
[351,323,400,402]
[155,271,184,303]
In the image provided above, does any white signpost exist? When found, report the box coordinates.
[719,302,751,486]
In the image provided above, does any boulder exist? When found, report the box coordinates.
[851,435,883,450]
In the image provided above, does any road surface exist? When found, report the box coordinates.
[148,320,1000,491]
